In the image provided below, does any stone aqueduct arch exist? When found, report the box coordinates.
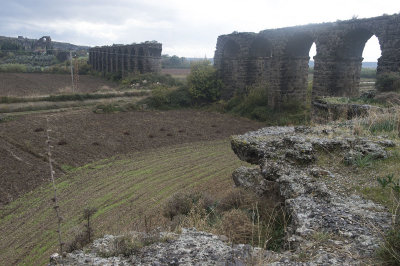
[214,14,400,106]
[89,42,162,75]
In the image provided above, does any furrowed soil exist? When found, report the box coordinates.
[0,108,263,205]
[0,139,254,265]
[0,73,119,97]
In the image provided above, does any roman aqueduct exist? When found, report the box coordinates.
[214,14,400,106]
[89,42,162,75]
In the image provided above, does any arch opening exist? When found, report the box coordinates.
[360,35,381,92]
[333,29,382,96]
[307,42,317,105]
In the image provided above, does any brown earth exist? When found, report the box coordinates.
[161,68,190,76]
[0,73,119,97]
[0,108,264,205]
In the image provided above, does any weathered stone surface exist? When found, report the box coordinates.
[312,98,381,123]
[232,166,279,197]
[49,229,267,265]
[89,42,162,75]
[230,125,394,264]
[214,14,400,106]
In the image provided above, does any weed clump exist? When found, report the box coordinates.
[354,105,400,137]
[162,188,287,251]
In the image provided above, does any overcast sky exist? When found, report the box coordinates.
[0,0,398,61]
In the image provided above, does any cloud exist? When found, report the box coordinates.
[0,0,397,58]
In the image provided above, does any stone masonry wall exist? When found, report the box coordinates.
[89,42,162,75]
[214,14,400,107]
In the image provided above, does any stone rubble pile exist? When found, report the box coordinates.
[230,125,393,264]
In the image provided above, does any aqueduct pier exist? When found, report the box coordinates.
[214,14,400,106]
[89,42,162,75]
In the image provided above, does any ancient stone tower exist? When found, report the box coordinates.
[214,14,400,107]
[89,42,162,75]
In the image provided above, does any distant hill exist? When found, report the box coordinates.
[52,41,89,51]
[308,60,377,68]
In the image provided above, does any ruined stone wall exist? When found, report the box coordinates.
[214,14,400,107]
[89,42,162,75]
[0,35,53,53]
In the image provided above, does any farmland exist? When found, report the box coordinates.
[0,71,264,265]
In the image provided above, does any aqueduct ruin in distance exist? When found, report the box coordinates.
[214,13,400,107]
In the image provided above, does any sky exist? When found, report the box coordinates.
[0,0,398,61]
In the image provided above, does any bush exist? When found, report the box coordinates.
[168,87,191,107]
[376,72,400,92]
[149,86,172,107]
[162,192,197,220]
[186,60,222,104]
[162,191,215,221]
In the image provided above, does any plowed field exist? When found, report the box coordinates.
[0,109,263,205]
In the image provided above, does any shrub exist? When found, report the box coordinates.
[168,87,191,107]
[376,72,400,92]
[162,191,197,220]
[186,60,222,104]
[149,86,172,107]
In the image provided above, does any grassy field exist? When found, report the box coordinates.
[0,139,250,265]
